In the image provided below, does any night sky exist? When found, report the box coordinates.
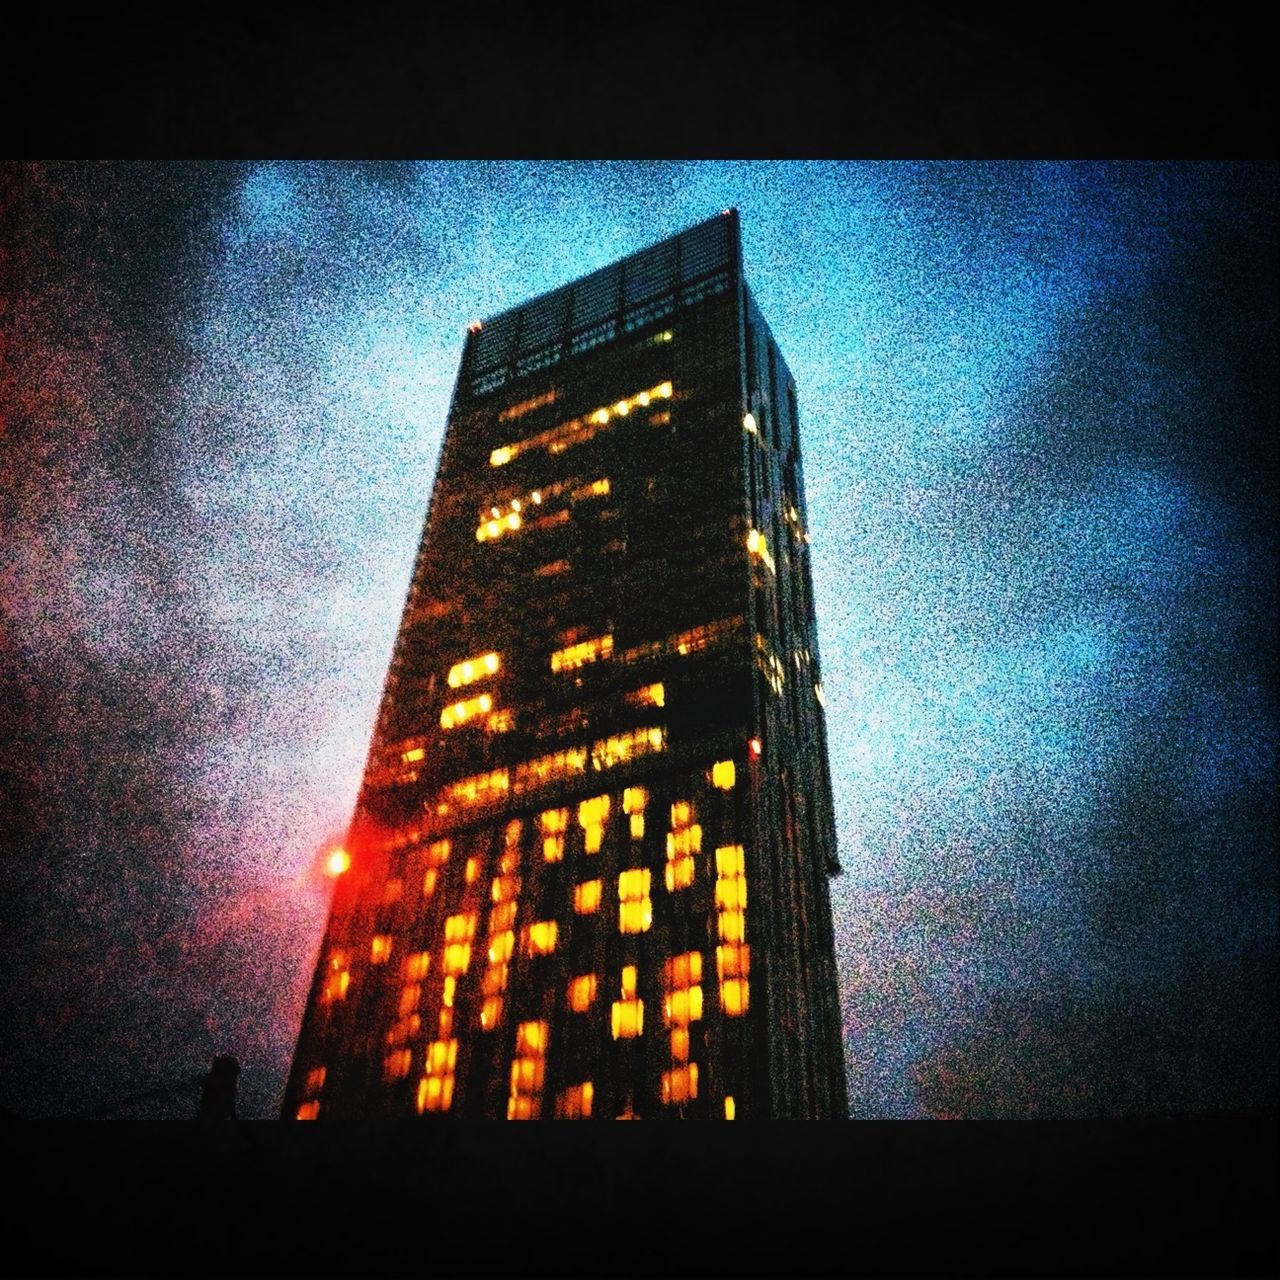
[2,161,1275,1120]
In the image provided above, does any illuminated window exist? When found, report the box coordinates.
[814,683,825,708]
[551,634,613,673]
[534,558,570,578]
[490,900,517,931]
[624,786,647,840]
[427,839,451,865]
[385,1013,421,1045]
[665,806,700,892]
[399,984,421,1016]
[481,995,503,1030]
[618,868,652,934]
[661,1063,699,1106]
[670,1027,689,1061]
[747,526,776,574]
[422,868,438,898]
[711,759,736,790]
[555,1082,594,1119]
[465,856,481,884]
[441,692,494,729]
[524,920,558,956]
[492,873,521,903]
[578,794,609,856]
[417,1039,458,1113]
[573,879,602,914]
[384,1048,412,1081]
[663,951,704,1030]
[447,652,500,688]
[724,1095,736,1120]
[296,1101,320,1121]
[401,746,425,764]
[568,973,598,1012]
[611,966,644,1039]
[442,975,456,1007]
[488,930,515,963]
[444,912,478,975]
[370,935,393,965]
[507,1020,549,1120]
[540,807,568,862]
[438,1008,453,1037]
[304,1066,326,1095]
[322,953,350,1003]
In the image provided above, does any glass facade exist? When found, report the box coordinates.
[283,212,847,1119]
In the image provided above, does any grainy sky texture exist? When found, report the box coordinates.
[2,161,1275,1119]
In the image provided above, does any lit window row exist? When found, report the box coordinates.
[370,935,394,965]
[625,682,665,709]
[617,615,744,666]
[508,1020,548,1120]
[611,965,643,1039]
[550,633,613,673]
[475,477,610,543]
[747,527,776,575]
[715,845,750,1015]
[489,381,674,468]
[440,692,493,729]
[417,1039,458,1113]
[593,725,665,772]
[618,867,652,934]
[405,950,431,981]
[498,387,558,423]
[447,651,500,689]
[434,728,665,816]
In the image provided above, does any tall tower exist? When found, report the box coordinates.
[284,212,847,1120]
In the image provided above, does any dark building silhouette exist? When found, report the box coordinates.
[283,212,847,1119]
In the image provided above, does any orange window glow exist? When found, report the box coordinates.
[568,974,598,1012]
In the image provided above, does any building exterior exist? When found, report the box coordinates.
[283,211,847,1120]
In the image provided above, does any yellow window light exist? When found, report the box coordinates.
[584,823,603,854]
[744,412,758,434]
[611,998,644,1040]
[578,794,610,827]
[724,1096,736,1120]
[623,786,648,814]
[671,1027,690,1061]
[621,964,637,998]
[671,800,692,828]
[443,943,472,975]
[370,935,393,964]
[711,759,736,789]
[574,880,602,914]
[551,634,614,672]
[721,978,750,1016]
[630,814,645,840]
[663,986,704,1026]
[441,692,494,729]
[661,1063,698,1105]
[568,974,598,1012]
[525,920,558,956]
[488,931,514,964]
[480,995,503,1029]
[447,652,500,688]
[557,1082,594,1119]
[716,944,751,978]
[715,844,746,877]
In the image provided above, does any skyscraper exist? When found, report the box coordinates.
[283,211,847,1120]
